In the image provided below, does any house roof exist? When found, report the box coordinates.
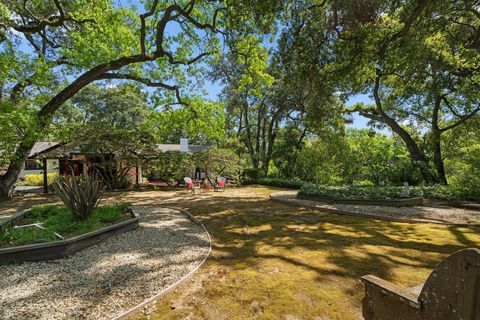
[156,144,211,153]
[28,142,62,158]
[28,141,211,158]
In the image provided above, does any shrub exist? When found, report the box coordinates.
[241,168,262,184]
[52,175,103,220]
[299,183,480,201]
[147,151,194,184]
[411,185,480,201]
[17,173,58,186]
[299,184,421,200]
[257,178,306,189]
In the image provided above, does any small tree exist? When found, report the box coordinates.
[78,125,156,190]
[194,149,241,181]
[146,151,194,185]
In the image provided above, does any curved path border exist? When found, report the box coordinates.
[114,206,212,320]
[270,192,474,227]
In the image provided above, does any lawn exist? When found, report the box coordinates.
[0,204,131,247]
[126,186,480,319]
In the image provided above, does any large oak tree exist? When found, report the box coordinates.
[0,0,222,199]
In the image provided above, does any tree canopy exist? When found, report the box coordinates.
[1,0,479,199]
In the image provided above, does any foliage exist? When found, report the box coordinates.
[52,175,103,220]
[416,186,480,202]
[146,151,195,185]
[299,184,415,200]
[0,0,223,199]
[278,0,480,185]
[148,96,226,145]
[240,168,262,184]
[299,183,479,202]
[0,204,130,247]
[55,83,152,130]
[17,173,58,186]
[75,125,156,190]
[194,148,241,177]
[280,129,420,186]
[256,178,305,189]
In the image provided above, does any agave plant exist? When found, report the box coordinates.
[53,174,103,220]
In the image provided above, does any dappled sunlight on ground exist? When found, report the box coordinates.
[2,186,480,319]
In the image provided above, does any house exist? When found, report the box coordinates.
[19,138,211,193]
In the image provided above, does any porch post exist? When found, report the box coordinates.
[135,164,139,185]
[42,157,48,194]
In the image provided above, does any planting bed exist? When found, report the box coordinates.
[272,191,480,225]
[0,204,138,263]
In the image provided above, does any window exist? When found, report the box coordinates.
[25,159,43,170]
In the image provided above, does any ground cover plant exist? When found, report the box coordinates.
[0,203,131,248]
[299,184,480,202]
[17,173,59,187]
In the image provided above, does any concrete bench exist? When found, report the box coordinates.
[361,248,480,320]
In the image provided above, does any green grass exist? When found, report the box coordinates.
[0,203,131,247]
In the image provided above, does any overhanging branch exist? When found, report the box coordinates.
[99,72,183,104]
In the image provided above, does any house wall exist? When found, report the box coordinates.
[126,165,143,185]
[19,159,60,178]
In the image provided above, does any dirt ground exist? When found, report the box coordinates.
[2,186,480,320]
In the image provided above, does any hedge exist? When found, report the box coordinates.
[256,178,306,189]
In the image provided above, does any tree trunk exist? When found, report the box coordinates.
[0,141,35,200]
[372,69,439,184]
[431,95,448,185]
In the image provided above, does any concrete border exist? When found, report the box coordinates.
[298,193,425,207]
[113,206,212,320]
[270,193,475,226]
[0,208,140,263]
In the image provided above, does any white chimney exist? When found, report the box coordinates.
[180,138,189,153]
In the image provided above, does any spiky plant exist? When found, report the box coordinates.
[53,175,103,220]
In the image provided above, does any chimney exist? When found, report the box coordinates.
[180,138,188,153]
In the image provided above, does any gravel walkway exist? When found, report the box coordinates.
[0,206,210,320]
[272,191,480,224]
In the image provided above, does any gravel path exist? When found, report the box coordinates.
[0,206,210,320]
[272,191,480,224]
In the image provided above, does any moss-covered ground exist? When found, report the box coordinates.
[129,186,480,320]
[1,186,478,319]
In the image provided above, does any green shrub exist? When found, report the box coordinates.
[17,173,58,186]
[241,168,263,184]
[299,184,414,200]
[411,185,480,201]
[299,183,480,201]
[53,175,103,220]
[257,178,306,189]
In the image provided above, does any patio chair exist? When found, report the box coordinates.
[214,177,226,192]
[184,177,193,194]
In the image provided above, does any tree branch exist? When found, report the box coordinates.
[440,104,480,132]
[99,72,183,104]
